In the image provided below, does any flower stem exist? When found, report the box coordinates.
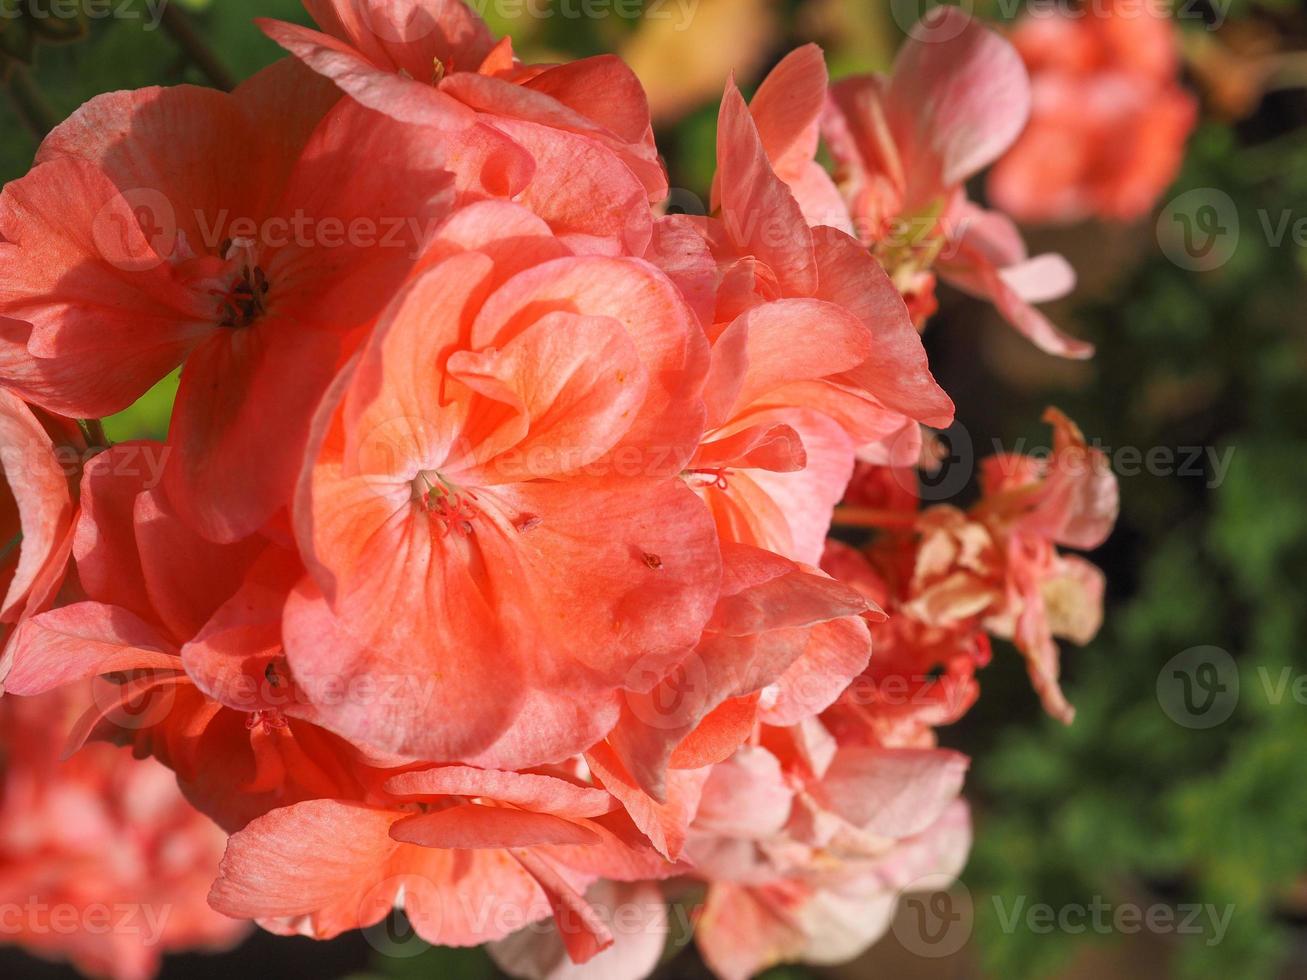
[831,507,919,530]
[79,418,110,451]
[5,63,58,139]
[159,5,235,92]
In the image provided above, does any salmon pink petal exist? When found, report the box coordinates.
[692,421,806,474]
[488,880,669,980]
[825,75,905,216]
[938,249,1093,359]
[0,390,74,620]
[609,546,868,797]
[486,118,652,256]
[384,766,616,819]
[1000,254,1078,305]
[759,616,873,726]
[134,484,267,640]
[511,849,614,965]
[483,476,721,688]
[521,56,654,147]
[667,695,759,772]
[696,882,815,980]
[644,215,718,330]
[0,155,211,416]
[716,299,872,415]
[811,228,954,427]
[469,256,709,476]
[458,687,624,773]
[696,408,853,565]
[444,63,666,201]
[585,742,708,860]
[888,6,1031,201]
[180,544,304,714]
[693,746,794,840]
[814,747,970,838]
[205,800,418,929]
[749,44,827,182]
[163,317,345,543]
[301,0,496,76]
[282,575,523,761]
[422,200,570,281]
[716,79,817,295]
[391,806,601,849]
[211,799,551,944]
[1,602,179,696]
[449,312,648,483]
[72,444,158,622]
[707,545,870,635]
[940,204,1076,303]
[263,18,476,126]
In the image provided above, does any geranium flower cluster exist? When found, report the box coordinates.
[0,3,1119,979]
[988,0,1198,224]
[0,687,246,980]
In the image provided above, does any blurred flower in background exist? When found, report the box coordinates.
[0,689,246,979]
[988,0,1198,224]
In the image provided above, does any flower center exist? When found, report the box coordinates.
[413,471,479,537]
[215,238,270,328]
[686,466,732,491]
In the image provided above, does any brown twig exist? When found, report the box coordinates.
[159,4,235,92]
[5,62,58,139]
[831,507,919,530]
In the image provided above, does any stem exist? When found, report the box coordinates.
[5,63,58,139]
[159,5,235,92]
[79,418,110,451]
[831,507,919,530]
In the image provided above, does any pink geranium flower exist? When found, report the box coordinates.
[0,388,78,627]
[260,0,668,217]
[821,8,1091,356]
[0,60,461,542]
[285,207,721,766]
[0,688,246,980]
[989,0,1198,223]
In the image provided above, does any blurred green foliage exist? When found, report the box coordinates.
[967,119,1307,979]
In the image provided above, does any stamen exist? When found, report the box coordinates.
[686,467,731,491]
[216,237,271,329]
[414,471,479,537]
